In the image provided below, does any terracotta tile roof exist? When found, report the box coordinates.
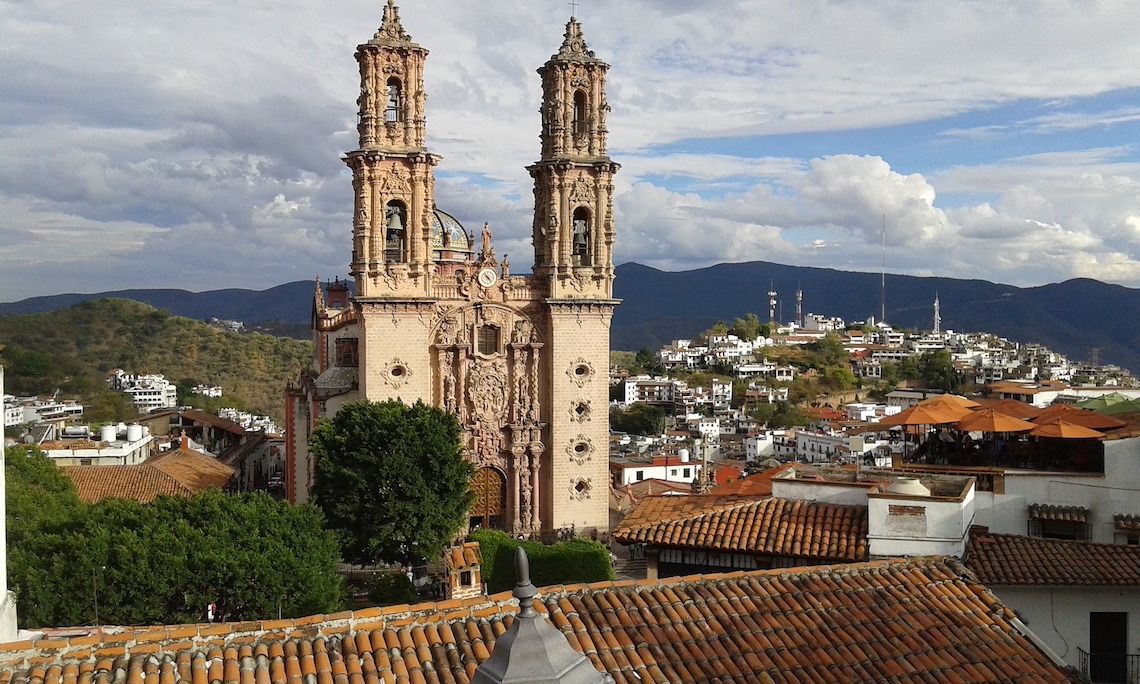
[62,465,193,504]
[148,448,235,491]
[707,463,796,497]
[966,531,1140,586]
[612,495,869,562]
[62,450,235,504]
[1027,503,1088,522]
[1116,514,1140,532]
[445,542,482,570]
[0,558,1078,684]
[177,408,245,435]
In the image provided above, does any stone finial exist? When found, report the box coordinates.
[373,0,412,43]
[469,548,613,684]
[554,17,598,61]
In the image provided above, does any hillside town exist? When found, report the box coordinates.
[1,3,1139,684]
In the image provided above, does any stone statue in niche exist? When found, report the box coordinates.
[441,350,458,415]
[512,318,535,344]
[514,349,530,423]
[520,477,533,530]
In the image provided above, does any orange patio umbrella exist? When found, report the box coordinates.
[1033,404,1126,430]
[955,408,1035,433]
[912,396,976,421]
[918,394,982,410]
[1029,420,1106,439]
[878,403,964,427]
[980,398,1043,420]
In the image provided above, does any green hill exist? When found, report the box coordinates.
[0,298,311,424]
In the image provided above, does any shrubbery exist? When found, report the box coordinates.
[469,529,613,594]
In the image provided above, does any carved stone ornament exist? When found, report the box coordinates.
[569,400,591,423]
[383,359,412,389]
[512,318,537,344]
[435,315,464,345]
[565,436,595,465]
[569,176,594,205]
[570,269,592,294]
[569,478,592,501]
[379,169,410,196]
[467,358,510,467]
[566,358,595,387]
[380,266,408,291]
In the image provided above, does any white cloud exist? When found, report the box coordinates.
[2,0,1140,300]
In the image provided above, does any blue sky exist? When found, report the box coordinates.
[2,1,1140,301]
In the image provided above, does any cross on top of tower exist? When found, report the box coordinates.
[569,0,579,17]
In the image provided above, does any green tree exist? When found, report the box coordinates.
[85,389,138,424]
[311,400,474,566]
[821,365,857,392]
[6,447,342,628]
[909,350,961,392]
[729,313,763,341]
[610,404,666,436]
[366,571,418,606]
[633,347,664,375]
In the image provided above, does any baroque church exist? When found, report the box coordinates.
[285,1,619,536]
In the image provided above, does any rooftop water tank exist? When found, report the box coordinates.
[126,423,143,442]
[100,425,117,443]
[679,448,690,463]
[886,477,931,497]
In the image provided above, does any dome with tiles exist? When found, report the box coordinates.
[430,208,470,252]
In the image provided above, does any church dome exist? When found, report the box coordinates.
[431,209,471,252]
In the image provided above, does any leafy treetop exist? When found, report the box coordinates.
[311,400,475,566]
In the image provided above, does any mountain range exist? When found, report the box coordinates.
[3,262,1137,373]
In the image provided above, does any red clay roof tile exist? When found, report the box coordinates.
[0,558,1079,684]
[966,531,1140,586]
[613,495,869,562]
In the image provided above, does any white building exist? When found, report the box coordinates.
[771,465,976,559]
[609,451,703,486]
[108,371,178,413]
[37,423,156,466]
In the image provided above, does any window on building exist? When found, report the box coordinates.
[635,470,644,481]
[385,78,402,123]
[477,325,500,356]
[460,570,472,586]
[683,467,691,478]
[334,338,359,367]
[1029,518,1090,541]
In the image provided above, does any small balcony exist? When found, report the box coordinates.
[1079,648,1140,684]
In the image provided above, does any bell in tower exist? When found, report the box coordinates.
[528,16,620,299]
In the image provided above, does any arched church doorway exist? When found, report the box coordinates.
[470,467,505,530]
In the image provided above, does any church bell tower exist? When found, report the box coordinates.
[529,17,619,298]
[347,0,438,299]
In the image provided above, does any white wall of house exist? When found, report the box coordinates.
[969,437,1140,543]
[866,489,974,558]
[993,586,1140,674]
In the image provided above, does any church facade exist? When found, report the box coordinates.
[285,1,618,536]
